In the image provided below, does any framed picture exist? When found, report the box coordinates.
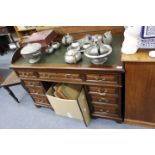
[138,26,155,49]
[141,26,155,39]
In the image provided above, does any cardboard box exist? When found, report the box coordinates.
[54,83,82,99]
[46,87,90,126]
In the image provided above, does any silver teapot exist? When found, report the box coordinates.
[65,49,82,64]
[92,35,102,43]
[45,42,60,54]
[62,33,74,45]
[102,31,112,45]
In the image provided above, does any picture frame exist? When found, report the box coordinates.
[141,26,155,39]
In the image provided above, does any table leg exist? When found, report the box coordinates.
[4,86,20,103]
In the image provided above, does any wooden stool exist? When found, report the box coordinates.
[1,71,21,103]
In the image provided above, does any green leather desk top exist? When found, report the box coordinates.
[12,35,123,71]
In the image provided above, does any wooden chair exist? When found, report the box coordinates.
[0,71,21,103]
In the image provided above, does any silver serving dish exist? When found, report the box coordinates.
[84,44,112,64]
[20,43,42,64]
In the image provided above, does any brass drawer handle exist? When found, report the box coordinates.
[38,99,42,102]
[97,88,108,93]
[99,109,103,112]
[32,90,38,94]
[100,93,106,96]
[99,98,109,102]
[97,89,101,93]
[100,78,106,81]
[65,74,73,78]
[96,92,106,96]
[96,77,106,81]
[104,89,108,93]
[99,109,110,113]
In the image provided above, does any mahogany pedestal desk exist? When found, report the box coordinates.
[11,35,124,123]
[122,50,155,128]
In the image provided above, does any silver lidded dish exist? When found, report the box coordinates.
[65,49,82,64]
[84,44,112,64]
[67,41,81,51]
[20,43,42,64]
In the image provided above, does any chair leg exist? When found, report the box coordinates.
[4,86,20,103]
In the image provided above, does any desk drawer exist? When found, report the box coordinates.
[38,72,82,81]
[23,80,42,87]
[31,94,50,106]
[93,104,119,115]
[86,74,118,84]
[18,71,37,78]
[90,93,117,104]
[88,86,118,95]
[26,86,45,95]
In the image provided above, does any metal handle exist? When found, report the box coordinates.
[65,74,73,78]
[97,92,106,96]
[31,90,38,94]
[100,93,106,96]
[106,110,110,113]
[104,89,108,93]
[99,98,109,102]
[96,77,106,81]
[97,88,108,93]
[99,109,109,113]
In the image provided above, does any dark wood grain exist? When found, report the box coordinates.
[37,26,124,39]
[124,62,155,127]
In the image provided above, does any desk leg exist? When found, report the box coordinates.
[4,86,20,103]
